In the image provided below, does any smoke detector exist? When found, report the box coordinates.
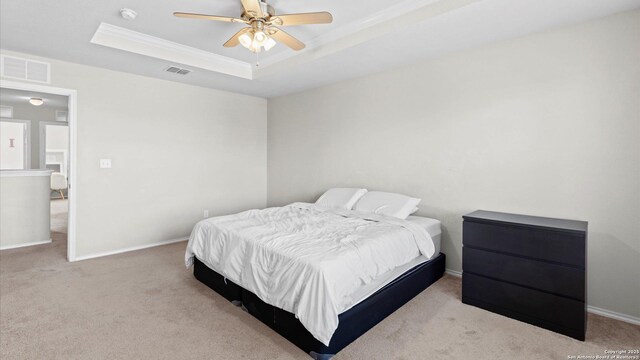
[120,8,138,21]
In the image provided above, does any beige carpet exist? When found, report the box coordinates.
[1,236,638,360]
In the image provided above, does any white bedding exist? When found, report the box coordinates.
[185,202,436,346]
[345,216,442,310]
[406,216,441,238]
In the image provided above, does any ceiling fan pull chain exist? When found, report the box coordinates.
[256,52,260,67]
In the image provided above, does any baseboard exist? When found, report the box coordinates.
[448,268,639,326]
[0,239,52,251]
[73,237,188,262]
[445,268,462,277]
[587,305,640,325]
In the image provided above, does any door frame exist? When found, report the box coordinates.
[1,80,78,261]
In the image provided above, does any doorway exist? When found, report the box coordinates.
[42,121,70,248]
[0,81,77,261]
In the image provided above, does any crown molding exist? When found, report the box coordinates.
[90,23,253,80]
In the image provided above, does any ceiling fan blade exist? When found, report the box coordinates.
[223,28,251,47]
[270,12,333,26]
[269,28,305,51]
[173,12,246,23]
[240,0,264,18]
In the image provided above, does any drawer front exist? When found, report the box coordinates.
[463,247,584,300]
[463,221,585,267]
[462,273,585,332]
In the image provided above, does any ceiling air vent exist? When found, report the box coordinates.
[164,66,191,75]
[0,55,50,83]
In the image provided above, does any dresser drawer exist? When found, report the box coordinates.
[463,247,584,300]
[462,273,585,337]
[463,221,585,267]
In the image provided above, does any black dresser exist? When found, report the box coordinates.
[461,210,587,340]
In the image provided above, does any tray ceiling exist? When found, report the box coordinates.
[1,0,639,98]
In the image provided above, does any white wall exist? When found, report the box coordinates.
[268,10,640,318]
[0,49,267,258]
[45,124,68,151]
[0,172,51,249]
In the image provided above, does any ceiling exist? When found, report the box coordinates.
[1,0,639,98]
[0,88,68,109]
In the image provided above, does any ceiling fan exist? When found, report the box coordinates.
[174,0,333,53]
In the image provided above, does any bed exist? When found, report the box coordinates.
[186,202,446,359]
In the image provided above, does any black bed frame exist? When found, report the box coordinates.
[193,253,445,359]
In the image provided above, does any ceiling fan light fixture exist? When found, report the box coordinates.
[174,0,332,54]
[239,31,253,48]
[254,30,267,44]
[238,28,276,53]
[248,40,262,53]
[263,37,277,51]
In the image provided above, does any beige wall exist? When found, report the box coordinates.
[268,10,640,318]
[0,173,51,249]
[0,49,268,258]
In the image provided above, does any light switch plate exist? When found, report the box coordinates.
[99,159,112,168]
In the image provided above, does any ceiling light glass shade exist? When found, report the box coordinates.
[29,97,44,106]
[238,28,276,53]
[263,37,277,51]
[249,40,262,53]
[254,30,267,45]
[239,32,253,48]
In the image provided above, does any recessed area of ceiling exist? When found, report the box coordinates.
[90,0,477,80]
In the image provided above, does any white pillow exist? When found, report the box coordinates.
[315,188,368,210]
[353,191,421,219]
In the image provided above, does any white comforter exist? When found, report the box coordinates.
[185,203,435,346]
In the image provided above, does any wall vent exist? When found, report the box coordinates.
[0,55,50,83]
[164,66,191,75]
[0,105,13,118]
